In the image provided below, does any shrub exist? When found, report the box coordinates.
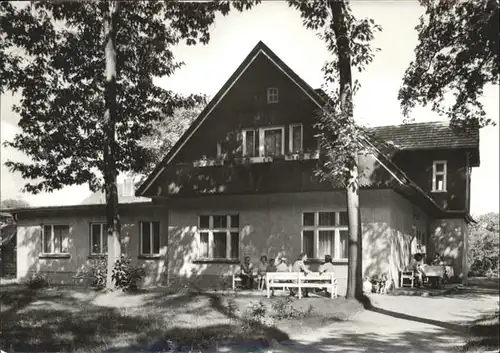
[225,297,239,317]
[271,297,312,320]
[241,300,269,331]
[111,255,146,291]
[25,272,49,289]
[88,258,107,290]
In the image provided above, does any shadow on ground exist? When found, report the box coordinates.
[1,284,498,353]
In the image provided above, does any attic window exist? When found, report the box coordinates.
[432,161,447,192]
[123,178,135,197]
[267,88,279,104]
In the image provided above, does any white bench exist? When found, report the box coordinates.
[266,272,338,299]
[232,272,265,290]
[232,273,242,290]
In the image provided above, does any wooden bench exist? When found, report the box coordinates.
[266,272,338,299]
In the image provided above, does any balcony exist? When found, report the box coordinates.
[192,151,320,168]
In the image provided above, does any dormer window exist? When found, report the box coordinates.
[267,88,279,104]
[289,124,303,153]
[242,129,256,157]
[259,126,284,157]
[432,161,447,192]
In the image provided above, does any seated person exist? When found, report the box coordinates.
[290,253,312,298]
[266,258,277,273]
[257,255,268,276]
[240,256,255,289]
[431,252,443,266]
[363,276,373,294]
[319,255,336,275]
[266,258,277,296]
[318,255,337,296]
[257,255,268,289]
[410,253,426,287]
[275,255,290,272]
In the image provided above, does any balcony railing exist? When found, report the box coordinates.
[192,151,320,168]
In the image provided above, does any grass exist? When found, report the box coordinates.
[0,284,362,353]
[459,277,500,353]
[461,307,500,353]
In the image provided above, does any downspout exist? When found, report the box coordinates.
[464,152,471,285]
[465,152,471,214]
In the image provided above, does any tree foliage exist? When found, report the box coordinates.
[399,0,499,128]
[0,198,30,209]
[138,97,207,178]
[0,0,259,194]
[288,0,381,189]
[468,213,499,277]
[288,0,381,301]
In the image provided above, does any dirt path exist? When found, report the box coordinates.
[277,288,499,353]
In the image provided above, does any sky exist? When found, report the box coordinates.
[1,1,498,215]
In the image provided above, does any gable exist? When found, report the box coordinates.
[174,54,321,163]
[137,41,325,196]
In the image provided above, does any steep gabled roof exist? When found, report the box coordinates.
[137,41,326,196]
[368,121,480,166]
[369,121,479,150]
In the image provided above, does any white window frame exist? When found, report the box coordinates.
[41,224,69,254]
[242,128,256,157]
[301,211,348,260]
[289,123,303,153]
[267,87,279,104]
[432,160,447,192]
[139,221,160,256]
[197,214,239,260]
[259,126,285,157]
[90,223,107,255]
[217,142,221,158]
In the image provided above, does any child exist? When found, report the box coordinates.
[363,276,373,294]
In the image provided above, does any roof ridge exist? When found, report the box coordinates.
[368,120,450,129]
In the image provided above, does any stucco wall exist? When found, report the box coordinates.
[167,190,395,296]
[429,218,467,281]
[387,192,429,287]
[16,205,169,286]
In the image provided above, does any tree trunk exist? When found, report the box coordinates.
[328,0,363,300]
[104,1,121,290]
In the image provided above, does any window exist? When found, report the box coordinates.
[259,127,284,157]
[289,124,303,153]
[198,214,239,260]
[123,178,134,197]
[432,161,447,192]
[267,87,279,103]
[242,129,256,157]
[42,224,69,254]
[90,223,107,255]
[140,221,160,255]
[301,211,348,260]
[217,141,228,159]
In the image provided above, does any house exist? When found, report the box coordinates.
[4,41,479,294]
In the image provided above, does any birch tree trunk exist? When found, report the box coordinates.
[104,0,121,290]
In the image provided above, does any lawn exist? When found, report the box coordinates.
[0,284,363,353]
